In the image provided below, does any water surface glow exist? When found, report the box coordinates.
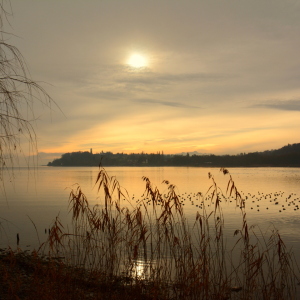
[1,167,299,256]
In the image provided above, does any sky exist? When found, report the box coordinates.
[6,0,300,163]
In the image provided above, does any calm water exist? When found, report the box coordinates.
[1,166,300,255]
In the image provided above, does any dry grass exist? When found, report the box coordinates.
[1,167,300,299]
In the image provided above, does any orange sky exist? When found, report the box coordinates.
[9,0,300,158]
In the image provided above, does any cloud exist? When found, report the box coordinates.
[10,0,300,155]
[135,98,201,109]
[252,99,300,111]
[79,68,227,104]
[116,71,227,87]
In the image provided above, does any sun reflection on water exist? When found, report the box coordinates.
[131,259,151,279]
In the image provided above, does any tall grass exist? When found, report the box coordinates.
[1,166,299,299]
[39,166,299,299]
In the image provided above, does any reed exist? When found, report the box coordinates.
[1,167,299,299]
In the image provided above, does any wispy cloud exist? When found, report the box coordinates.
[135,98,201,109]
[117,71,227,86]
[253,99,300,111]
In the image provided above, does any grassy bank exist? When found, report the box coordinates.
[1,167,299,299]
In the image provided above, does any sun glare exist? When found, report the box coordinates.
[128,53,147,68]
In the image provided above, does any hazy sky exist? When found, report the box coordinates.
[8,0,300,158]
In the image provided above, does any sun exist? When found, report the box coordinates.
[128,53,147,68]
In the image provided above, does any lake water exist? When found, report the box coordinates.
[1,166,300,257]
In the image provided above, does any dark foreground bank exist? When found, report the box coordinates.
[0,249,158,300]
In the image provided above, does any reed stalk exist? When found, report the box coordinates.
[3,166,299,299]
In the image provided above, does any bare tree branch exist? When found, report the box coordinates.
[0,1,56,184]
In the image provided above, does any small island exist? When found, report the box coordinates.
[48,143,300,167]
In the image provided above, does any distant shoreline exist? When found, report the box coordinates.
[46,143,300,168]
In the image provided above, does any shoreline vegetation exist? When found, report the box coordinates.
[47,143,300,167]
[1,166,299,299]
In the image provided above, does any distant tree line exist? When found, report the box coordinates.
[47,143,300,167]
